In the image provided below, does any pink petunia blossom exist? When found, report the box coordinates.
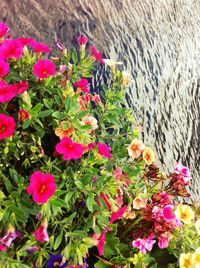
[27,171,56,204]
[18,109,29,122]
[0,114,16,140]
[92,94,101,104]
[100,192,111,210]
[78,35,88,46]
[0,39,23,60]
[132,235,156,254]
[17,37,33,46]
[0,80,27,103]
[16,80,29,94]
[0,22,9,39]
[30,40,50,53]
[83,142,96,153]
[32,221,49,242]
[163,205,175,221]
[97,142,112,159]
[75,78,90,93]
[89,46,104,64]
[0,60,9,77]
[109,205,127,223]
[56,137,84,161]
[0,244,7,251]
[93,228,111,256]
[174,162,191,184]
[33,59,56,79]
[158,232,172,249]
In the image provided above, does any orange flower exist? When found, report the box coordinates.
[128,139,145,159]
[142,147,155,165]
[55,121,74,139]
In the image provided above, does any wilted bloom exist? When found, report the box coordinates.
[81,115,98,132]
[58,64,66,74]
[128,139,145,159]
[174,204,195,224]
[103,59,122,71]
[133,194,147,210]
[78,35,88,47]
[179,253,195,268]
[109,205,127,223]
[0,60,9,77]
[123,208,136,220]
[55,121,74,139]
[18,109,29,122]
[27,171,56,204]
[32,219,49,242]
[26,246,39,253]
[30,40,50,53]
[92,94,101,104]
[158,232,172,249]
[174,162,191,184]
[132,235,156,254]
[46,254,68,268]
[0,114,16,140]
[142,147,155,165]
[0,22,9,39]
[0,225,21,249]
[121,71,133,87]
[93,228,111,256]
[16,80,29,94]
[33,59,56,79]
[195,219,200,235]
[0,39,23,60]
[55,40,67,54]
[0,80,19,103]
[193,247,200,267]
[97,142,112,159]
[56,137,84,160]
[75,78,90,93]
[90,46,104,64]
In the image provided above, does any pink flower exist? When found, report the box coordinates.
[0,23,9,39]
[109,206,127,223]
[0,60,9,77]
[0,114,16,140]
[174,163,191,184]
[33,59,56,79]
[0,225,21,249]
[89,46,104,64]
[30,40,50,53]
[92,94,101,104]
[132,235,156,254]
[99,192,111,210]
[17,37,33,46]
[0,80,19,103]
[56,137,84,161]
[93,228,111,256]
[18,109,29,122]
[158,232,172,249]
[32,220,49,242]
[16,80,29,94]
[78,35,88,46]
[83,142,96,153]
[163,205,175,221]
[0,244,7,251]
[0,39,23,60]
[75,78,90,93]
[27,171,56,204]
[97,142,112,159]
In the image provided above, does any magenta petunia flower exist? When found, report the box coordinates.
[0,114,16,140]
[97,142,112,159]
[33,59,56,79]
[27,171,56,204]
[0,80,21,103]
[89,46,104,64]
[0,22,9,39]
[30,40,50,53]
[0,39,23,60]
[109,205,127,223]
[32,221,49,242]
[75,78,90,93]
[163,205,175,221]
[78,35,88,46]
[18,109,29,122]
[0,244,7,251]
[16,80,29,94]
[93,228,111,256]
[0,60,9,77]
[174,162,191,184]
[56,137,84,161]
[17,37,33,46]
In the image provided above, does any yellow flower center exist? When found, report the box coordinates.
[40,185,46,193]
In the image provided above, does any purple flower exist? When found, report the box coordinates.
[132,235,156,254]
[46,254,68,268]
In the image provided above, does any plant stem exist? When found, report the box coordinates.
[120,216,142,239]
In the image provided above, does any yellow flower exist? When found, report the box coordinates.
[103,59,122,68]
[195,219,200,235]
[174,204,195,224]
[179,253,195,268]
[121,71,133,87]
[193,247,200,267]
[142,147,155,165]
[128,139,145,159]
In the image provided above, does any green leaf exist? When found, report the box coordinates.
[86,194,94,212]
[38,109,53,118]
[71,49,77,64]
[65,96,72,113]
[22,119,31,129]
[54,230,63,250]
[94,260,109,268]
[52,111,63,120]
[31,103,43,113]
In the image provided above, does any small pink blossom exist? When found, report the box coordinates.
[56,137,84,161]
[17,80,29,94]
[0,60,9,77]
[93,228,111,256]
[132,235,156,254]
[0,80,19,103]
[0,225,21,249]
[30,40,50,53]
[109,205,127,223]
[174,162,191,184]
[0,23,9,39]
[18,109,29,122]
[89,46,104,64]
[0,114,16,140]
[27,171,56,204]
[0,39,23,60]
[58,64,66,74]
[33,59,56,79]
[32,220,49,243]
[97,142,112,159]
[78,35,88,46]
[83,142,95,153]
[0,244,7,251]
[92,94,101,104]
[75,78,90,93]
[158,232,172,249]
[163,205,175,221]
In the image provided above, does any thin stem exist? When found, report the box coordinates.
[120,216,142,239]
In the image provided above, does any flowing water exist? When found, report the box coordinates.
[1,0,200,198]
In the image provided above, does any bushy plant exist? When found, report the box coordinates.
[0,22,199,268]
